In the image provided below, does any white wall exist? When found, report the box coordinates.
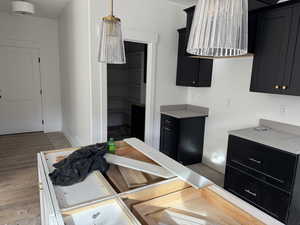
[188,57,300,173]
[0,12,62,132]
[59,0,92,146]
[90,0,188,148]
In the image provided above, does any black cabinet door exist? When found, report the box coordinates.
[177,117,205,165]
[283,4,300,96]
[248,12,258,53]
[225,166,290,223]
[160,115,178,160]
[250,7,292,94]
[176,29,213,87]
[176,28,199,87]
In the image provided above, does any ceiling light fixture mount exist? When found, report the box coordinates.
[98,0,126,64]
[187,0,248,57]
[11,0,35,15]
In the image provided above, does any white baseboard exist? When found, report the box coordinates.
[62,127,82,147]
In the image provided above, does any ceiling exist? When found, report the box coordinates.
[0,0,71,19]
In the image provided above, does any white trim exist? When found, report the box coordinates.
[104,154,174,178]
[62,126,82,147]
[91,28,159,146]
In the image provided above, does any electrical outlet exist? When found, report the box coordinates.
[226,99,232,108]
[280,105,286,116]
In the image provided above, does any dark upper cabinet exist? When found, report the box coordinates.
[176,28,213,87]
[283,5,300,96]
[184,7,195,57]
[250,7,292,94]
[250,3,300,96]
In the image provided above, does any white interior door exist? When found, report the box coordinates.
[0,45,43,135]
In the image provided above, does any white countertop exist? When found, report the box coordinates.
[161,110,208,119]
[160,104,209,119]
[229,126,300,155]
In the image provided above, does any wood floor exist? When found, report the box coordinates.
[0,132,70,225]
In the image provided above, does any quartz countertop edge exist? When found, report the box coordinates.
[160,104,209,119]
[229,120,300,155]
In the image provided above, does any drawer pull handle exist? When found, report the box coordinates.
[164,127,172,131]
[165,120,172,124]
[244,189,257,197]
[249,158,262,164]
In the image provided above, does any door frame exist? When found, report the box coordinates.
[91,29,159,146]
[0,39,44,133]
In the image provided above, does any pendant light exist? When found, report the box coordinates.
[187,0,248,57]
[98,0,126,64]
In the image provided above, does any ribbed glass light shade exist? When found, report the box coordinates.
[98,17,126,64]
[187,0,248,57]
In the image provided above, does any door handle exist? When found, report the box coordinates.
[244,189,257,197]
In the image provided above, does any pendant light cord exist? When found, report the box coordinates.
[110,0,113,16]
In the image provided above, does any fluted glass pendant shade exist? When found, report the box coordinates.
[187,0,248,57]
[98,15,126,64]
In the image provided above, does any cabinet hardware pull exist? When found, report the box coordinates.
[275,85,280,89]
[244,189,257,197]
[164,127,172,131]
[282,86,287,90]
[249,158,262,164]
[192,81,196,84]
[165,120,171,124]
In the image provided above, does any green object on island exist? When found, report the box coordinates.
[108,138,116,154]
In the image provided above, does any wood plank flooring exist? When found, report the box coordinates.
[0,132,70,225]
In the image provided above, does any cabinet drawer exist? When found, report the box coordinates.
[227,135,297,191]
[225,166,290,223]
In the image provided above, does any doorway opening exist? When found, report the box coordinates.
[107,41,148,141]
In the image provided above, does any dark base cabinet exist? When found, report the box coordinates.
[159,114,205,165]
[224,135,300,224]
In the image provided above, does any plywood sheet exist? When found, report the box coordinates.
[133,187,266,225]
[118,166,148,188]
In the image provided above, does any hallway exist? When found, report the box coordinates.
[0,132,70,225]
